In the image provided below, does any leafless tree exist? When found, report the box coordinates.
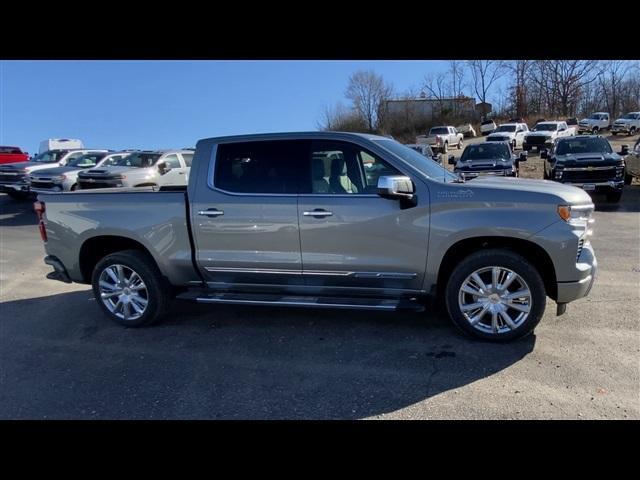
[448,61,467,116]
[345,70,393,132]
[597,60,638,118]
[506,60,530,118]
[467,60,508,109]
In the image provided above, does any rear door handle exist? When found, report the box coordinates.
[198,208,224,217]
[303,209,333,217]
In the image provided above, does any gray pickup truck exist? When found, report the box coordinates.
[35,132,597,342]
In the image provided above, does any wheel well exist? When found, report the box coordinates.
[79,236,153,283]
[436,236,557,301]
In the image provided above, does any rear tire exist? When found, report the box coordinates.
[91,249,172,327]
[445,249,546,342]
[606,192,622,203]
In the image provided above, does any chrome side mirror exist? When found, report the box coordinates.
[377,175,417,208]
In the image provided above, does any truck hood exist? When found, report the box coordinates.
[455,158,514,171]
[613,119,633,124]
[29,166,84,177]
[487,132,515,140]
[80,166,139,176]
[554,152,622,167]
[0,161,60,172]
[464,176,593,205]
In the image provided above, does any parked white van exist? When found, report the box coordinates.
[39,138,84,154]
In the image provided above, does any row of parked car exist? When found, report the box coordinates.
[0,146,194,199]
[409,126,640,203]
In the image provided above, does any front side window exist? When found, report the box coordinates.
[215,140,308,194]
[163,154,181,169]
[32,150,66,163]
[304,141,401,195]
[101,155,124,167]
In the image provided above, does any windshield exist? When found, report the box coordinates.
[556,138,613,155]
[481,120,494,125]
[622,113,639,119]
[495,125,516,132]
[408,145,434,157]
[67,152,107,168]
[588,114,605,120]
[429,127,449,135]
[534,123,558,132]
[31,150,67,163]
[114,152,161,168]
[461,143,511,161]
[374,140,456,182]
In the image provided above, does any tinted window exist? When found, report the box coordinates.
[215,140,308,194]
[461,144,511,161]
[163,154,181,169]
[495,125,516,132]
[101,155,123,166]
[430,127,449,135]
[182,153,194,167]
[32,150,66,163]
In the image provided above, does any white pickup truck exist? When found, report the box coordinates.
[523,121,575,151]
[418,126,463,153]
[578,112,610,135]
[611,112,640,136]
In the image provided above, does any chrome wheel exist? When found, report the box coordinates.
[458,266,532,335]
[98,264,149,321]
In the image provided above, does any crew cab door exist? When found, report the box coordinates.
[191,140,306,286]
[297,140,429,292]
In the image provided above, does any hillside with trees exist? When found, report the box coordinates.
[318,61,640,143]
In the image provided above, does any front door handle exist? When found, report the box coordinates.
[303,209,333,217]
[198,208,224,217]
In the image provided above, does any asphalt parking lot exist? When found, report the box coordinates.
[1,147,638,419]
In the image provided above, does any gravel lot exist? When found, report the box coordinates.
[1,135,638,419]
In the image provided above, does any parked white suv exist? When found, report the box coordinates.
[77,150,193,190]
[485,123,530,150]
[611,112,640,136]
[578,112,610,135]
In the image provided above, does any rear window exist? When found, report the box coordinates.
[429,127,449,135]
[214,140,308,194]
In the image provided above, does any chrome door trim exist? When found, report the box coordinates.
[204,267,417,279]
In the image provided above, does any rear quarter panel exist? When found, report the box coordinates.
[41,190,197,285]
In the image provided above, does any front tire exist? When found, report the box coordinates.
[458,139,463,149]
[443,142,449,153]
[91,249,172,327]
[445,249,546,342]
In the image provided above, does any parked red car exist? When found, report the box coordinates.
[0,146,29,165]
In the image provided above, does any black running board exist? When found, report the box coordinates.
[177,291,424,312]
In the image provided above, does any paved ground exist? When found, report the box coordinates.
[1,143,638,419]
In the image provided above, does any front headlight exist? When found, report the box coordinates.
[52,175,66,183]
[557,204,594,227]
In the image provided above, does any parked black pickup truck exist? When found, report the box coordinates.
[449,142,527,179]
[542,136,625,203]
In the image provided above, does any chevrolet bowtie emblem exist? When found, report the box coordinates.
[587,166,594,171]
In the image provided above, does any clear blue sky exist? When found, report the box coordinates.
[1,60,484,152]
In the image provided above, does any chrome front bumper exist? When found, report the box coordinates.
[556,242,597,304]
